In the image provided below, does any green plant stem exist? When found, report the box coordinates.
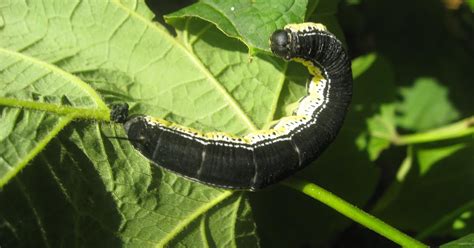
[395,116,474,145]
[283,177,428,248]
[0,97,110,121]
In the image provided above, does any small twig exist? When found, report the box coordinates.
[282,177,428,248]
[393,116,474,145]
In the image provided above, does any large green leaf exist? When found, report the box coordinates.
[0,0,302,246]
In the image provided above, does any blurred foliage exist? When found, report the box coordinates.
[336,0,474,246]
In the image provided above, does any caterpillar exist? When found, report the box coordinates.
[110,23,352,191]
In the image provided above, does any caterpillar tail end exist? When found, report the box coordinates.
[110,103,129,123]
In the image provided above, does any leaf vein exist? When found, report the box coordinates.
[0,115,73,188]
[15,179,51,248]
[156,191,233,247]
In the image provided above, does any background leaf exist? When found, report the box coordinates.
[441,233,474,248]
[396,78,460,131]
[364,104,397,161]
[376,140,474,240]
[165,0,309,52]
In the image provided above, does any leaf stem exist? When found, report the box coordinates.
[0,97,110,121]
[282,177,428,248]
[0,47,108,111]
[393,116,474,145]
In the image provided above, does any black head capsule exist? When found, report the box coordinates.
[109,103,146,143]
[110,103,129,123]
[270,29,292,60]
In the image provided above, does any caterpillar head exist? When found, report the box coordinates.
[110,103,129,123]
[270,29,292,60]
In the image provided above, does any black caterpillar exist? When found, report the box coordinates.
[111,23,352,191]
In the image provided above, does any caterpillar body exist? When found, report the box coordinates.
[111,23,352,191]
